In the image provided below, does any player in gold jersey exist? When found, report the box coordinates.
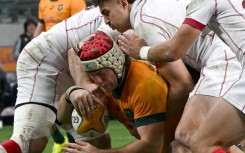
[34,0,87,37]
[58,31,181,153]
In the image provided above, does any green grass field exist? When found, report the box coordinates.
[0,120,136,153]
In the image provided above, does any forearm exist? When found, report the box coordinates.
[33,23,44,38]
[147,40,179,63]
[68,48,91,87]
[100,139,162,153]
[86,133,111,149]
[147,25,201,63]
[57,94,74,130]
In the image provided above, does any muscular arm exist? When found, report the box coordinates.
[67,48,92,87]
[67,48,104,118]
[119,24,201,63]
[157,60,194,118]
[33,23,45,38]
[63,121,165,153]
[148,24,201,62]
[57,94,74,130]
[112,122,165,153]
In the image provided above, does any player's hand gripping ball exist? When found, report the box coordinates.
[71,106,109,140]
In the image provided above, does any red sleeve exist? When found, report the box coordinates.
[183,18,206,31]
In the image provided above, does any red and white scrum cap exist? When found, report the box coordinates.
[80,31,125,79]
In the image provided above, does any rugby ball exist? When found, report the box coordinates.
[71,106,109,140]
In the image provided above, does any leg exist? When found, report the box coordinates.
[29,137,49,153]
[0,104,56,153]
[173,95,218,153]
[190,98,245,153]
[171,140,192,153]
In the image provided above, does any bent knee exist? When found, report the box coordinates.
[175,126,192,146]
[29,137,48,153]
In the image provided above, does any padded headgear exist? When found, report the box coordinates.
[80,31,125,79]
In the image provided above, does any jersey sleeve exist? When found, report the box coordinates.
[70,0,87,16]
[183,0,216,31]
[133,4,183,46]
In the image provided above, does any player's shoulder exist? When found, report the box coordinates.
[69,6,101,22]
[130,59,156,72]
[80,6,101,16]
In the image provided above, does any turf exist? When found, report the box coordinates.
[0,120,136,153]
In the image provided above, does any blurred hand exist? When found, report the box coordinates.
[82,82,105,99]
[63,141,100,153]
[69,85,104,119]
[118,32,147,59]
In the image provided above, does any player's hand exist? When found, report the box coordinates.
[69,87,104,119]
[118,31,147,59]
[63,141,100,153]
[82,82,105,99]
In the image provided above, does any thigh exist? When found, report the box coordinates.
[11,104,56,153]
[192,98,245,148]
[176,95,218,134]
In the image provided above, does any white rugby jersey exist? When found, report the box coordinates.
[16,7,119,107]
[130,0,240,71]
[130,0,190,46]
[33,7,104,72]
[183,0,245,66]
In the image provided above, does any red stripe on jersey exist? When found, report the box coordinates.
[183,18,206,31]
[30,59,42,101]
[223,67,244,97]
[219,50,228,96]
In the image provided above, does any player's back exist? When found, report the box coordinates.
[211,0,245,66]
[131,0,190,45]
[48,7,104,55]
[186,0,245,66]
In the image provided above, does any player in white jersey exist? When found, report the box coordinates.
[0,7,120,153]
[130,0,195,118]
[95,0,194,120]
[72,0,245,152]
[116,0,245,152]
[172,29,244,153]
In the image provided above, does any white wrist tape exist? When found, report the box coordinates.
[139,46,150,60]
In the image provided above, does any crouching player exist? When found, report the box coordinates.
[57,31,181,153]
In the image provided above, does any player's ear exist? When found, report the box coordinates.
[119,0,128,9]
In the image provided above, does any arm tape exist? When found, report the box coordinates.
[65,86,85,103]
